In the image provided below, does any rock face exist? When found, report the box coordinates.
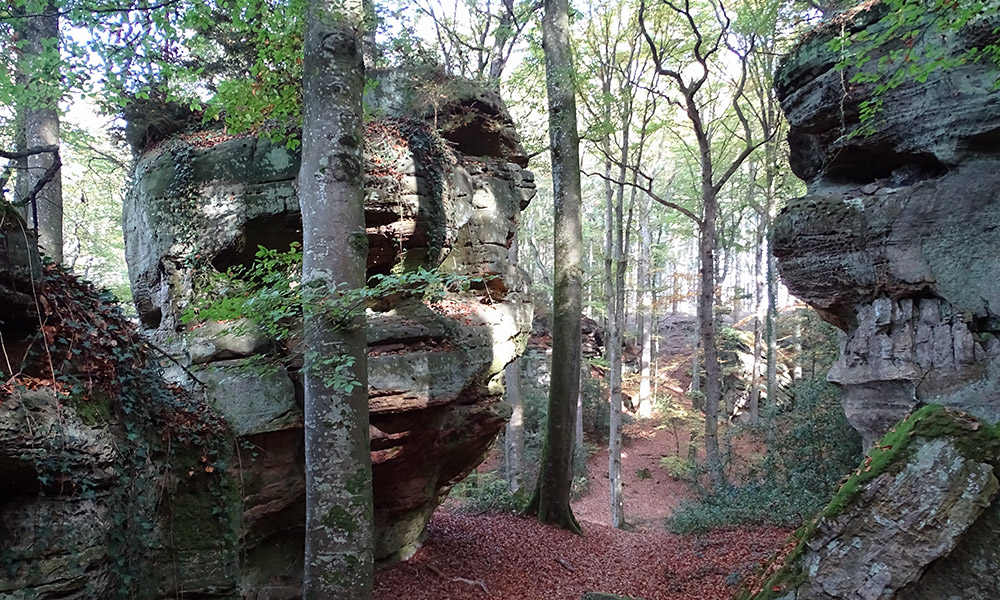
[740,407,1000,600]
[773,2,1000,448]
[760,3,1000,598]
[123,71,534,592]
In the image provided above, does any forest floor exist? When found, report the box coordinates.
[374,313,790,599]
[373,419,787,600]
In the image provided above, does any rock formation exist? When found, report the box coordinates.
[0,72,533,599]
[122,70,534,593]
[773,2,1000,448]
[740,407,1000,600]
[753,3,1000,598]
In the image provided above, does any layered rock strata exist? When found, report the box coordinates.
[773,2,1000,448]
[761,3,1000,598]
[122,75,535,594]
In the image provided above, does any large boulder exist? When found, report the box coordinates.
[739,406,1000,600]
[773,2,1000,448]
[122,71,535,591]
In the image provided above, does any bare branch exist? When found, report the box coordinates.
[0,145,59,160]
[583,166,701,227]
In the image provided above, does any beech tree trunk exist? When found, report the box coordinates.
[766,227,779,411]
[505,238,525,493]
[748,206,765,423]
[19,0,62,262]
[638,196,652,411]
[299,2,373,597]
[699,187,726,489]
[526,0,583,535]
[609,163,627,529]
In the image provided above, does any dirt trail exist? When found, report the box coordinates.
[373,313,788,599]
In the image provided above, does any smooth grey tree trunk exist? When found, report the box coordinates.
[766,232,779,409]
[299,2,373,597]
[526,0,583,535]
[505,238,525,493]
[505,355,525,493]
[21,0,62,262]
[749,206,766,423]
[638,195,652,411]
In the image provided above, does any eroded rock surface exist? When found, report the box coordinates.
[741,407,1000,600]
[773,2,1000,447]
[761,3,1000,598]
[123,71,534,593]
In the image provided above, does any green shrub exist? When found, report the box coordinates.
[451,472,527,514]
[659,455,698,482]
[667,378,862,534]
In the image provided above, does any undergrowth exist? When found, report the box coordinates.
[1,264,236,598]
[668,378,862,534]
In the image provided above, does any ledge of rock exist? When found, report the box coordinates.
[122,69,534,591]
[773,2,1000,448]
[740,406,1000,600]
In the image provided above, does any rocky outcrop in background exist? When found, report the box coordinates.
[759,2,1000,598]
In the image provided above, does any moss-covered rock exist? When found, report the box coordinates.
[739,406,1000,600]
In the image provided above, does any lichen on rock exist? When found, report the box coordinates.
[122,69,535,592]
[760,2,1000,597]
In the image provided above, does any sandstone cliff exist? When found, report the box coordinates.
[0,73,534,599]
[773,2,1000,448]
[753,3,1000,598]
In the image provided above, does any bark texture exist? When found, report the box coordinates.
[20,0,62,262]
[526,0,583,534]
[299,3,373,598]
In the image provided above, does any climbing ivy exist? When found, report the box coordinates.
[827,0,1000,135]
[1,264,237,598]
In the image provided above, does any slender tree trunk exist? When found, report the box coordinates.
[505,238,525,493]
[575,366,585,462]
[638,196,652,412]
[488,0,516,81]
[766,226,779,412]
[700,188,726,489]
[526,0,583,535]
[690,235,701,398]
[299,3,372,597]
[505,356,524,492]
[602,150,623,528]
[793,316,803,382]
[20,0,62,262]
[748,207,765,423]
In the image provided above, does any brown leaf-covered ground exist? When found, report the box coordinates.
[375,316,788,599]
[373,513,786,600]
[375,419,787,600]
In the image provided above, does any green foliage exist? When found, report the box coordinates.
[451,472,528,513]
[778,308,840,382]
[183,243,488,392]
[659,455,697,482]
[828,0,1000,135]
[667,378,862,534]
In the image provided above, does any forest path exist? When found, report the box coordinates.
[373,314,788,599]
[571,417,696,532]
